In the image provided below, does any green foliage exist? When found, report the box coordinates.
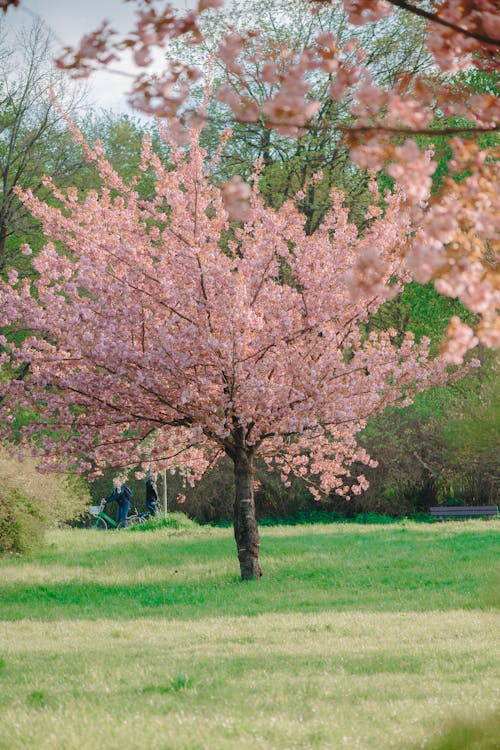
[189,0,430,233]
[350,512,398,525]
[255,510,433,526]
[132,512,198,532]
[440,362,499,502]
[0,485,44,554]
[26,691,50,710]
[430,70,500,190]
[81,113,171,200]
[0,444,90,554]
[442,366,498,454]
[346,356,498,515]
[0,20,88,272]
[368,281,475,353]
[1,110,168,279]
[143,674,194,694]
[256,509,345,527]
[255,465,314,519]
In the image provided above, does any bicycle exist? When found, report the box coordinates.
[88,499,147,530]
[126,508,148,527]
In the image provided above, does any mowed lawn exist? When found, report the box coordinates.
[0,521,498,749]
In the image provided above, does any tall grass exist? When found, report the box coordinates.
[0,520,498,749]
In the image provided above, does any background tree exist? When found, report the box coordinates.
[346,355,499,514]
[0,18,86,270]
[0,126,453,578]
[166,0,433,230]
[81,112,172,197]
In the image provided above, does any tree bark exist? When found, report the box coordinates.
[0,222,7,272]
[233,447,262,580]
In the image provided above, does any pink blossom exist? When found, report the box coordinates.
[216,85,259,123]
[221,175,252,222]
[262,89,320,135]
[443,317,478,365]
[481,11,500,41]
[218,33,244,75]
[387,141,436,203]
[133,46,152,67]
[198,0,224,10]
[344,0,392,25]
[387,95,433,129]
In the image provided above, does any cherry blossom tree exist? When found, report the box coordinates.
[0,125,454,578]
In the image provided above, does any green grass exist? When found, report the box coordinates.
[0,520,498,749]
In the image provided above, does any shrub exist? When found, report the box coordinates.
[0,445,90,554]
[0,485,45,554]
[133,512,199,531]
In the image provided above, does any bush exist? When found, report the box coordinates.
[0,485,45,554]
[0,445,90,554]
[331,359,499,517]
[133,512,199,531]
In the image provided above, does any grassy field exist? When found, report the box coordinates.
[0,520,498,749]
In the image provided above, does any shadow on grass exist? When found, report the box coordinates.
[416,713,500,750]
[1,526,497,620]
[29,524,499,571]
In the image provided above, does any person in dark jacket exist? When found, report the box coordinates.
[104,478,133,527]
[145,474,159,517]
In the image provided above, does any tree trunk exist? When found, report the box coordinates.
[0,222,7,272]
[233,448,262,580]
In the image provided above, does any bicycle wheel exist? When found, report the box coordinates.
[121,515,139,528]
[94,517,107,530]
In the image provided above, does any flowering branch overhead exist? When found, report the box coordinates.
[0,0,19,12]
[2,0,498,356]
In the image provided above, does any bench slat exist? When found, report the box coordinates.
[430,510,497,514]
[431,511,497,515]
[431,509,497,513]
[431,505,498,513]
[430,505,498,517]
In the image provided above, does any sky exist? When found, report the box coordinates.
[2,0,197,113]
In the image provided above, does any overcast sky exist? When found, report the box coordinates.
[3,0,198,113]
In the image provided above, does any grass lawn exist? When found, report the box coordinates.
[0,520,498,749]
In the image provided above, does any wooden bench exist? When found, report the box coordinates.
[430,505,499,521]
